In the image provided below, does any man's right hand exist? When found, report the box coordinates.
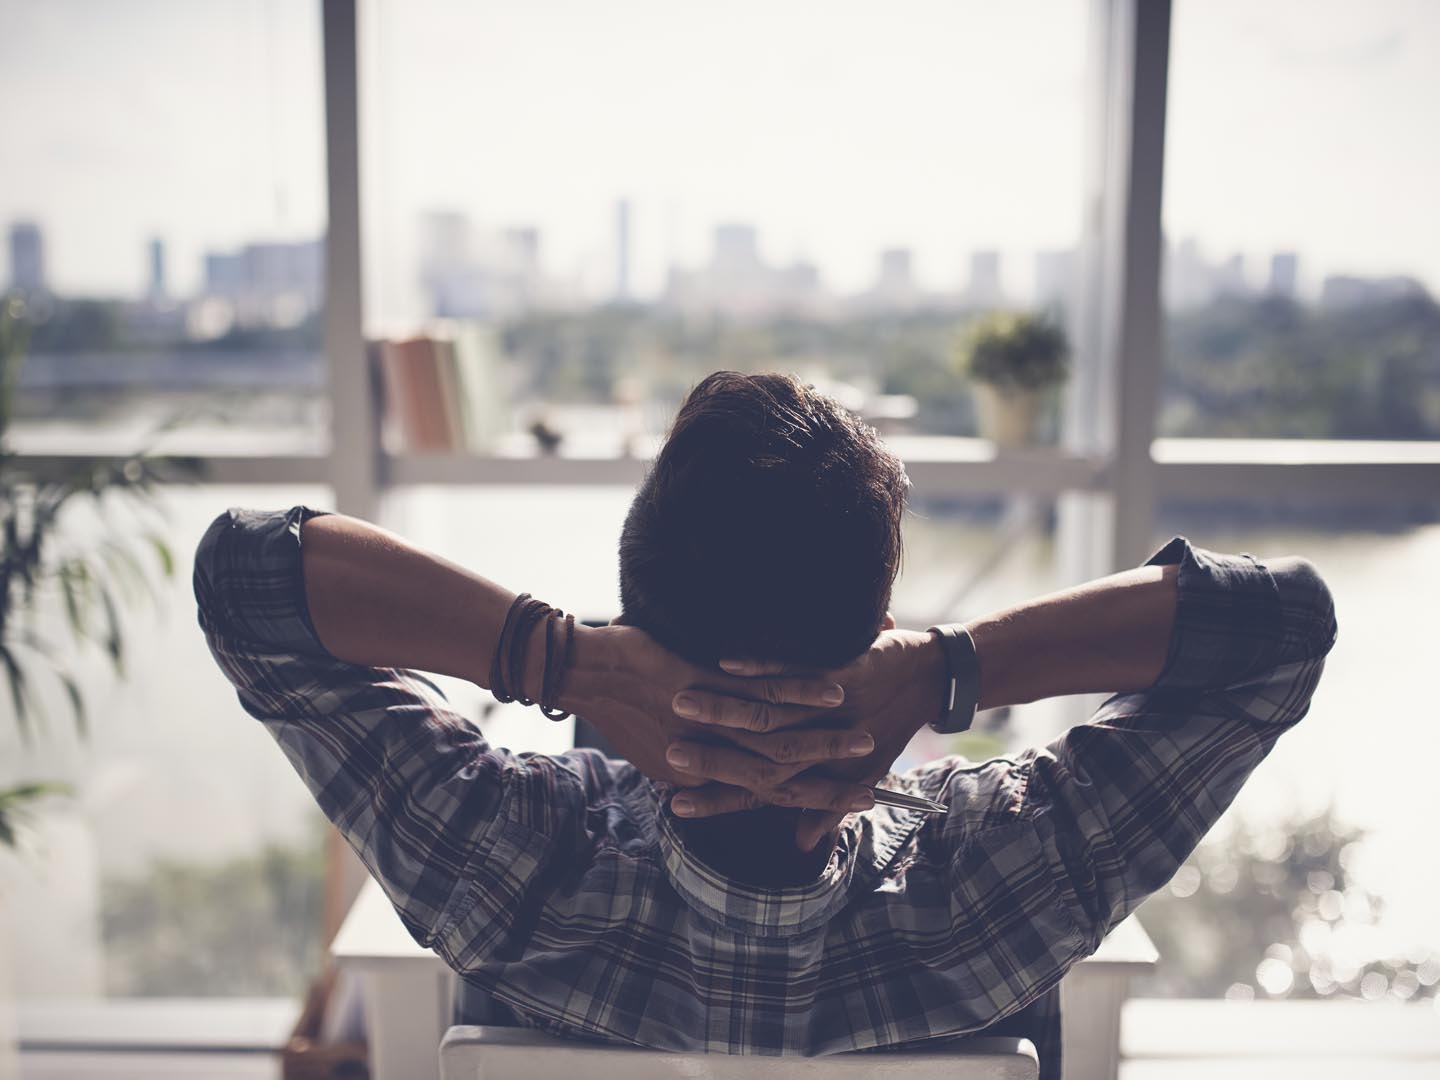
[560,622,875,795]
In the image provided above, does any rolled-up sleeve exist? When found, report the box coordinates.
[193,506,581,961]
[1021,537,1337,952]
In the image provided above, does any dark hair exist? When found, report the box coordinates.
[618,371,909,884]
[620,371,908,670]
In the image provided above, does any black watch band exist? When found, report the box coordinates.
[926,624,980,735]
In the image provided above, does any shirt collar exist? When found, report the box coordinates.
[646,782,930,939]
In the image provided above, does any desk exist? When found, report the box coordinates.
[334,877,1157,1080]
[330,881,456,1080]
[1061,916,1158,1080]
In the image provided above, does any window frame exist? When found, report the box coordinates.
[9,0,1440,1037]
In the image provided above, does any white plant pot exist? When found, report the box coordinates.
[973,383,1046,448]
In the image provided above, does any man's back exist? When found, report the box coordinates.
[194,506,1334,1080]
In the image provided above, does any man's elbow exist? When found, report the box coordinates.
[193,509,239,635]
[1267,555,1338,665]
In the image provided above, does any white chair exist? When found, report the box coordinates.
[439,1025,1039,1080]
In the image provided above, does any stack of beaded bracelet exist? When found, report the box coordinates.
[489,593,576,721]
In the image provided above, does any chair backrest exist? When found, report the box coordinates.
[439,1025,1039,1080]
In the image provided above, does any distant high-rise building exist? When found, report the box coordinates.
[1320,274,1428,309]
[878,248,914,290]
[665,223,829,319]
[202,238,323,327]
[148,236,168,299]
[1165,237,1213,310]
[713,224,760,272]
[614,199,632,302]
[420,210,472,276]
[417,210,559,319]
[865,247,922,311]
[503,227,541,274]
[1034,249,1077,312]
[8,221,45,294]
[1268,252,1298,299]
[204,251,244,294]
[782,260,821,295]
[1215,254,1248,297]
[966,250,1003,309]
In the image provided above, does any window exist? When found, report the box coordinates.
[0,1,329,456]
[362,0,1087,451]
[1160,0,1440,440]
[6,0,1438,1052]
[1,486,331,1000]
[1132,500,1440,1003]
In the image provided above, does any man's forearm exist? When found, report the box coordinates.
[967,562,1180,710]
[300,513,550,699]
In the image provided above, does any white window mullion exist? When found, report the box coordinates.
[322,0,379,523]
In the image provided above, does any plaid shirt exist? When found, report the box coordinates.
[194,506,1335,1079]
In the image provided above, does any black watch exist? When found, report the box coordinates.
[926,624,980,735]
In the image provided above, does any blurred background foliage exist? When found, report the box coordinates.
[501,293,1440,441]
[1162,294,1440,439]
[100,826,326,996]
[20,291,1440,444]
[1137,804,1438,1004]
[0,297,192,847]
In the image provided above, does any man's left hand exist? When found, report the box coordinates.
[660,628,947,848]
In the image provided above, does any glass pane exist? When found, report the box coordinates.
[1160,1,1440,440]
[2,485,332,1001]
[381,485,637,756]
[893,493,1066,767]
[382,485,1065,764]
[1133,500,1440,1005]
[363,0,1086,451]
[0,2,328,456]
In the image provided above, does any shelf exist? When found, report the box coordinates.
[1152,438,1440,466]
[9,453,332,487]
[384,452,649,488]
[1151,439,1440,500]
[382,441,1109,497]
[9,438,1435,502]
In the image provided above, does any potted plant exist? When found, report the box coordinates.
[958,311,1069,447]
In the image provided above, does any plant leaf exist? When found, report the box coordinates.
[0,781,73,850]
[58,671,87,738]
[0,641,32,743]
[100,538,149,605]
[147,533,175,578]
[57,559,90,642]
[0,781,72,805]
[98,583,124,674]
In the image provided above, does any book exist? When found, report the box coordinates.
[377,324,509,453]
[380,337,453,452]
[446,321,506,453]
[431,336,466,451]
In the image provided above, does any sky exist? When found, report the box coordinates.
[0,0,1437,323]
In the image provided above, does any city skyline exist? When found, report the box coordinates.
[13,212,1428,341]
[1,0,1437,313]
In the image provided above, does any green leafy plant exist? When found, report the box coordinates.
[0,780,70,847]
[0,295,194,847]
[959,311,1070,392]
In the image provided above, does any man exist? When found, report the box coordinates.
[194,371,1335,1079]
